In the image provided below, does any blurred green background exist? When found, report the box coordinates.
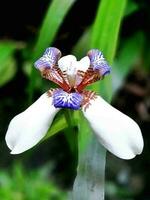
[0,0,149,199]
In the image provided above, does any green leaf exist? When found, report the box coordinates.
[27,0,77,142]
[0,42,17,86]
[44,115,67,140]
[125,0,139,17]
[28,0,76,101]
[112,32,144,92]
[0,163,66,199]
[91,0,127,64]
[33,0,76,60]
[73,0,127,199]
[72,27,92,58]
[44,110,78,155]
[73,120,106,200]
[0,42,16,63]
[91,0,127,100]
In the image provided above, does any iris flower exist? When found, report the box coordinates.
[5,47,143,159]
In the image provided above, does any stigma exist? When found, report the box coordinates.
[34,47,111,109]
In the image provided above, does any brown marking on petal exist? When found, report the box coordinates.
[61,70,70,86]
[76,66,102,92]
[81,90,97,111]
[46,89,56,97]
[75,70,85,87]
[42,66,71,92]
[77,67,102,92]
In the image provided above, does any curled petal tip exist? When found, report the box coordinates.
[82,96,144,159]
[34,47,61,70]
[87,49,111,76]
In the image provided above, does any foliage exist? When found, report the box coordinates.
[0,163,66,200]
[73,0,127,199]
[0,42,17,86]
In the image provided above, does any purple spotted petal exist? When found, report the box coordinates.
[87,49,111,76]
[34,47,61,70]
[53,89,83,110]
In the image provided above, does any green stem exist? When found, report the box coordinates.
[64,110,77,154]
[72,0,127,199]
[28,0,76,103]
[73,133,106,200]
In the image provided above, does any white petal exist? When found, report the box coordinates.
[58,55,90,75]
[76,56,90,72]
[58,55,77,73]
[82,96,144,159]
[5,93,60,154]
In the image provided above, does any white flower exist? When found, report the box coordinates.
[5,48,144,159]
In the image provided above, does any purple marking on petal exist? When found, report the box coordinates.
[87,49,111,76]
[34,47,61,70]
[53,89,83,110]
[98,61,111,76]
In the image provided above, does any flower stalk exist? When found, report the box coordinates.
[73,0,128,199]
[73,118,106,200]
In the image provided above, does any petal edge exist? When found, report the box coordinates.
[82,96,144,159]
[5,93,60,154]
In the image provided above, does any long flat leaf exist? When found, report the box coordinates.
[72,27,91,58]
[0,41,17,86]
[73,0,127,199]
[28,0,76,101]
[27,0,77,146]
[73,117,105,200]
[91,0,127,64]
[112,32,144,92]
[125,0,139,17]
[33,0,76,60]
[44,116,67,140]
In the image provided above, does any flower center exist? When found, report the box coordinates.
[47,89,97,110]
[34,48,111,110]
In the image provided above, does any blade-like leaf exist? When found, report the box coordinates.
[28,0,76,101]
[125,0,139,17]
[44,115,67,140]
[0,42,17,86]
[73,0,127,199]
[91,0,127,101]
[91,0,127,64]
[0,41,16,65]
[72,27,91,58]
[33,0,76,60]
[112,32,144,92]
[73,115,106,200]
[27,0,77,142]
